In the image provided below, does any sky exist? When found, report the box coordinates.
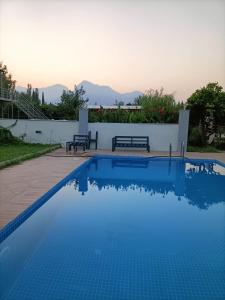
[0,0,225,101]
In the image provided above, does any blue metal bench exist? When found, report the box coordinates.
[88,131,98,150]
[112,136,150,152]
[66,131,98,152]
[67,135,89,152]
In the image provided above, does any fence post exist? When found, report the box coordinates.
[79,108,89,135]
[177,110,190,152]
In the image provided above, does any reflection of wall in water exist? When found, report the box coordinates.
[74,158,225,210]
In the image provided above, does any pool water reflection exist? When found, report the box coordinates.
[0,157,225,300]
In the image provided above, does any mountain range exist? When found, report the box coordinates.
[16,81,142,105]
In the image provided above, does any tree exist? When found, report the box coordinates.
[114,100,124,106]
[0,62,16,92]
[32,89,35,101]
[58,86,88,120]
[0,63,17,118]
[27,84,32,97]
[135,88,183,123]
[187,82,225,143]
[41,92,45,105]
[41,103,61,119]
[33,88,40,105]
[25,84,40,106]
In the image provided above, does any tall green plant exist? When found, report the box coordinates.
[187,82,225,143]
[0,62,16,91]
[136,88,182,123]
[0,127,21,144]
[58,86,88,120]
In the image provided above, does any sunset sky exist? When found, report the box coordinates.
[0,0,225,101]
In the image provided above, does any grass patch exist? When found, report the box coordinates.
[0,143,61,169]
[187,145,220,153]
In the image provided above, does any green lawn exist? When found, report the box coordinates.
[0,143,60,169]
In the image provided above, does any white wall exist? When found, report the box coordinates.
[89,123,178,151]
[0,119,79,145]
[0,119,178,151]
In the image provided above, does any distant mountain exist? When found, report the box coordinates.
[16,84,68,104]
[77,80,142,105]
[16,81,142,105]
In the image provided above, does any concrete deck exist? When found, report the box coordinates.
[0,148,224,229]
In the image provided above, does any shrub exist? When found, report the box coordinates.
[135,88,183,123]
[215,141,225,150]
[214,126,225,150]
[188,127,205,147]
[0,127,21,144]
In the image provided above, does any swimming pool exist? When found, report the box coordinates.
[0,156,225,299]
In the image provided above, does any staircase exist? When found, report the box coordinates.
[14,93,48,119]
[0,87,48,119]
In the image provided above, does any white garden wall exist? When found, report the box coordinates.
[0,119,79,145]
[0,119,179,151]
[89,123,178,151]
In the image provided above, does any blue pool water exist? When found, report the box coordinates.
[0,156,225,300]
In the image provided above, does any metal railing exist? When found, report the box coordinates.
[0,87,15,101]
[169,142,185,158]
[180,141,185,158]
[16,94,48,119]
[0,87,48,119]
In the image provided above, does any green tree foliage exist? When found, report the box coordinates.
[27,83,32,97]
[27,85,40,105]
[0,62,183,124]
[41,103,62,120]
[89,107,145,123]
[0,63,18,118]
[188,127,204,147]
[89,88,183,123]
[187,82,225,145]
[41,92,45,105]
[0,126,21,144]
[0,63,87,120]
[0,62,16,91]
[14,84,41,110]
[114,100,125,106]
[32,88,40,105]
[57,86,88,120]
[89,90,183,124]
[16,84,88,120]
[135,88,183,123]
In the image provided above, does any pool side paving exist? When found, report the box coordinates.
[0,152,87,229]
[0,148,224,229]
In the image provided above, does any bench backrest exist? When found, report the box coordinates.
[88,130,98,141]
[114,136,149,144]
[73,134,89,143]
